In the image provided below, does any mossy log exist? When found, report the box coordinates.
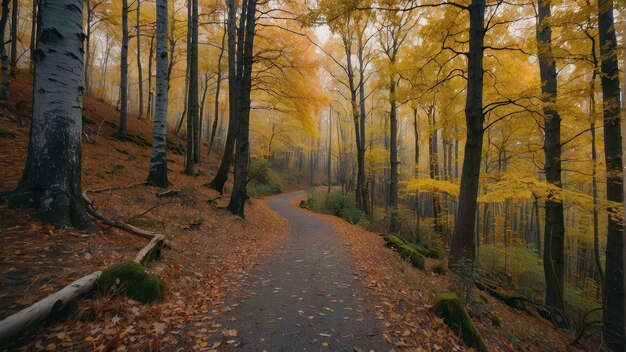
[384,235,425,269]
[432,293,487,352]
[384,234,444,259]
[97,261,165,304]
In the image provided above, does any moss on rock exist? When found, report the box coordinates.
[432,293,487,352]
[97,261,165,304]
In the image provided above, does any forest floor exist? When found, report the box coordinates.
[0,73,601,351]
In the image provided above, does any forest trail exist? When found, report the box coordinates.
[221,191,391,351]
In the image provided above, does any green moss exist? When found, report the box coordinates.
[97,261,165,304]
[427,247,445,259]
[399,247,425,269]
[384,235,425,269]
[128,217,157,229]
[432,293,487,352]
[408,243,429,256]
[384,234,406,249]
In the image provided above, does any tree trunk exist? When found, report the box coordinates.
[328,107,332,192]
[587,36,604,306]
[136,0,143,119]
[9,0,17,75]
[175,0,192,134]
[146,34,154,120]
[0,0,9,99]
[536,0,565,313]
[388,73,399,233]
[117,0,129,139]
[101,34,111,100]
[84,0,92,96]
[227,0,257,217]
[184,0,198,175]
[147,0,169,188]
[208,0,238,193]
[413,107,419,177]
[8,0,96,231]
[597,0,625,349]
[209,28,226,158]
[450,0,485,264]
[357,32,370,220]
[29,0,37,71]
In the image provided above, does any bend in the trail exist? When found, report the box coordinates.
[221,191,392,351]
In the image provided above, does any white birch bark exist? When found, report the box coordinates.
[147,0,168,187]
[18,0,94,229]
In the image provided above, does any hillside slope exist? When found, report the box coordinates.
[0,73,290,350]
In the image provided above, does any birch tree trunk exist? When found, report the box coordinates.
[536,0,565,313]
[450,0,485,264]
[147,0,168,188]
[10,0,96,231]
[136,0,143,119]
[597,0,625,349]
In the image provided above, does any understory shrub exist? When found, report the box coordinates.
[248,158,284,196]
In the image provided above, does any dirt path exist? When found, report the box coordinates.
[222,191,391,351]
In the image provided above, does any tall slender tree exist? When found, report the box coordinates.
[136,0,144,119]
[9,0,17,75]
[208,0,239,193]
[536,0,565,313]
[208,26,226,158]
[597,0,625,349]
[6,0,96,231]
[184,0,198,175]
[147,0,169,188]
[29,0,37,71]
[0,0,9,99]
[227,0,257,216]
[117,0,129,139]
[450,0,485,264]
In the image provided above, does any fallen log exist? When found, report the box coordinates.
[89,182,149,194]
[0,272,101,344]
[155,189,181,198]
[134,235,165,265]
[0,234,166,345]
[83,190,160,241]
